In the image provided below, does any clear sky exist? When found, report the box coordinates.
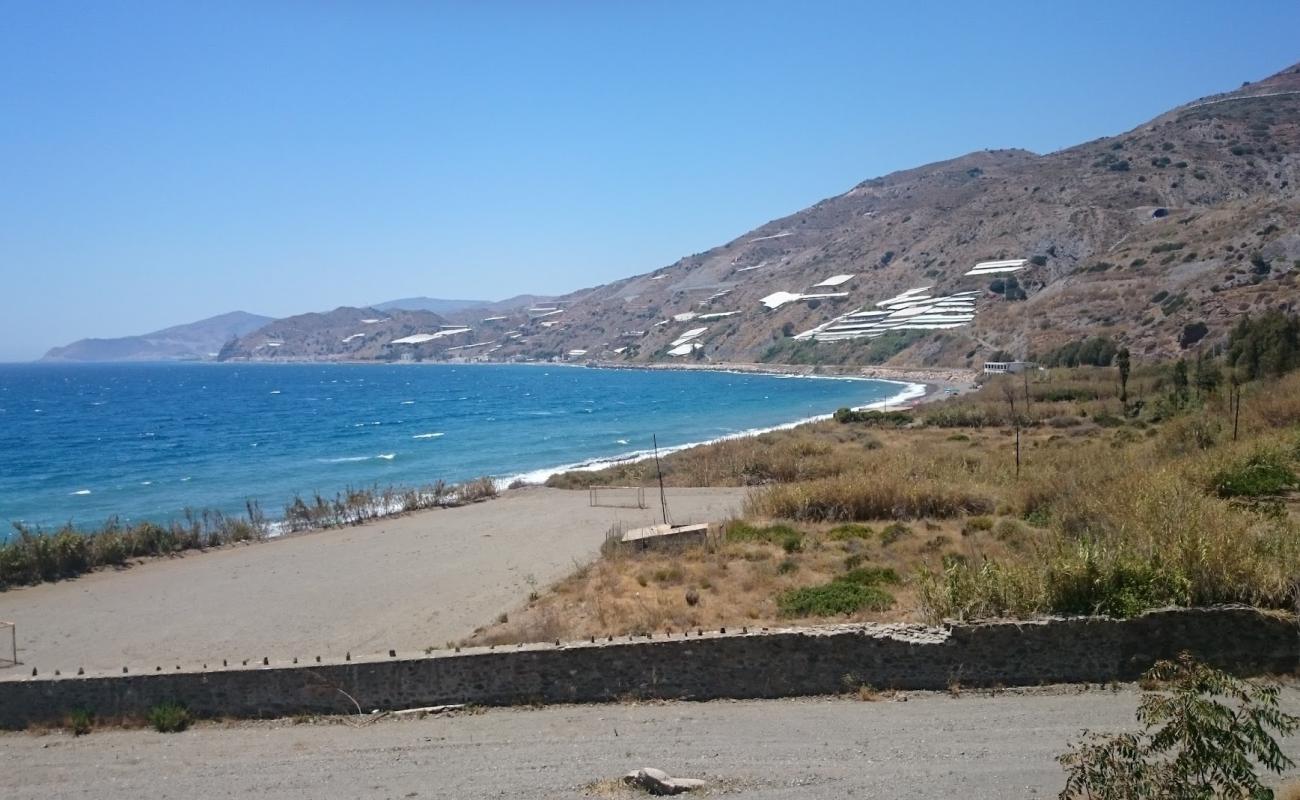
[1,1,1297,361]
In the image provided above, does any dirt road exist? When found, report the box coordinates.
[5,689,1299,799]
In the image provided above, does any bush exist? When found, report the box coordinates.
[1059,654,1299,799]
[827,523,874,540]
[147,702,192,733]
[777,578,895,617]
[1211,450,1298,498]
[833,408,913,426]
[880,522,912,545]
[1045,549,1191,618]
[962,516,994,535]
[842,566,900,586]
[725,521,801,544]
[1227,310,1300,379]
[66,708,93,736]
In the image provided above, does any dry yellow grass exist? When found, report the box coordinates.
[502,366,1300,642]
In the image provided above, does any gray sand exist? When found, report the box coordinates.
[0,487,747,675]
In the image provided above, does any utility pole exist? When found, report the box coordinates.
[652,434,670,525]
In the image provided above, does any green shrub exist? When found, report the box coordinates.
[777,579,894,616]
[147,702,191,733]
[842,566,900,586]
[725,521,801,544]
[844,554,864,570]
[1059,654,1299,799]
[880,522,912,545]
[833,408,913,426]
[1046,551,1191,618]
[1211,450,1297,498]
[780,534,803,554]
[924,406,994,427]
[962,516,994,535]
[66,708,93,736]
[777,558,799,575]
[827,523,874,541]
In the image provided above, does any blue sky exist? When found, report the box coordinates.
[1,2,1297,361]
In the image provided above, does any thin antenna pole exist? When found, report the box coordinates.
[653,434,669,525]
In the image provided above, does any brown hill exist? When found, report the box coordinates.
[226,62,1300,369]
[216,306,475,362]
[464,62,1300,368]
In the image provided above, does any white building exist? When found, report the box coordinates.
[982,361,1037,375]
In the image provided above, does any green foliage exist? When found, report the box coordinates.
[776,557,799,575]
[780,533,803,554]
[962,515,994,534]
[777,567,896,616]
[827,523,874,541]
[66,708,94,736]
[725,521,801,544]
[1211,449,1298,498]
[1058,653,1299,800]
[1045,548,1191,618]
[880,522,911,545]
[147,702,192,733]
[1040,337,1118,368]
[832,408,913,426]
[924,406,995,428]
[842,565,900,586]
[1227,310,1300,380]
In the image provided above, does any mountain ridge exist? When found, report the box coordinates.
[41,311,274,363]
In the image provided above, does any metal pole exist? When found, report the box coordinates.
[652,435,669,525]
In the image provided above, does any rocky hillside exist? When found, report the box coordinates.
[201,62,1300,369]
[216,306,477,361]
[435,62,1300,369]
[41,311,273,362]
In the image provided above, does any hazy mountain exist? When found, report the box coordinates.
[41,311,274,363]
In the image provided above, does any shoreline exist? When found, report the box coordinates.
[3,362,972,542]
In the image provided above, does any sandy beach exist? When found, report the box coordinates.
[0,487,747,676]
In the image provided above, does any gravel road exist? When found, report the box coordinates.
[6,688,1300,799]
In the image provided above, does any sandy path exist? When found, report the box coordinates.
[0,487,747,675]
[5,689,1299,799]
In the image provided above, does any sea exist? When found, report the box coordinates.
[0,362,922,532]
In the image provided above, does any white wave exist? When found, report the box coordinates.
[616,439,629,445]
[319,455,371,464]
[412,432,444,440]
[377,453,396,460]
[496,380,927,489]
[71,489,91,495]
[270,390,282,395]
[180,477,192,482]
[140,481,152,486]
[400,400,415,405]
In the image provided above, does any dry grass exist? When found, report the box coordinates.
[508,366,1300,641]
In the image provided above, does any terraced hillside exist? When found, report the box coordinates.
[427,62,1300,368]
[214,63,1300,368]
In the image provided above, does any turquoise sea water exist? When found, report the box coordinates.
[0,362,920,530]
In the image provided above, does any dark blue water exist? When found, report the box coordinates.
[0,363,919,530]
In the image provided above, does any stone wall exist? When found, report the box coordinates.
[0,606,1294,729]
